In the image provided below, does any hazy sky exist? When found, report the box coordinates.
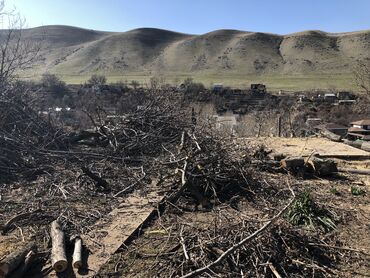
[5,0,370,34]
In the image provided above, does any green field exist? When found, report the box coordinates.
[47,72,356,91]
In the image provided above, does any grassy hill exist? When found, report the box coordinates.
[13,25,370,90]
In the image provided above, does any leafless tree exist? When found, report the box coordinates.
[353,60,370,98]
[0,0,42,91]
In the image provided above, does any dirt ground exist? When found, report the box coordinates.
[241,137,370,158]
[1,138,369,277]
[96,138,370,278]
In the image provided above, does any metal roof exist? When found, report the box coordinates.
[351,119,370,126]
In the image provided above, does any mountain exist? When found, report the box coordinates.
[7,25,370,88]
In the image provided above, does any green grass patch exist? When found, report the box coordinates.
[351,186,366,196]
[287,191,337,232]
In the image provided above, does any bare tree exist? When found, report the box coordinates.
[353,60,370,98]
[87,74,107,87]
[0,0,42,91]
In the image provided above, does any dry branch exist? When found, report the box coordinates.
[179,188,296,278]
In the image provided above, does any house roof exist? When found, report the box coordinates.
[347,133,370,140]
[315,123,348,130]
[351,119,370,125]
[324,123,348,129]
[348,127,370,133]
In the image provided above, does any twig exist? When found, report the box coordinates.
[179,225,190,261]
[1,208,42,235]
[268,263,282,278]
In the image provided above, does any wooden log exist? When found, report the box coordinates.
[8,250,36,278]
[0,242,36,278]
[280,157,305,172]
[361,142,370,152]
[320,129,342,142]
[306,157,337,176]
[338,167,370,175]
[273,153,286,161]
[50,220,67,273]
[72,237,82,269]
[343,139,363,149]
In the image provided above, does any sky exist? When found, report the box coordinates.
[4,0,370,34]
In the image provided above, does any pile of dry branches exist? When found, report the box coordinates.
[0,94,65,181]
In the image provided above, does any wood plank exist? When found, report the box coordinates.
[78,190,165,277]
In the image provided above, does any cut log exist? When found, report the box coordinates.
[273,153,286,161]
[338,167,370,175]
[306,157,338,176]
[50,220,67,273]
[0,242,36,278]
[8,250,36,278]
[72,237,82,269]
[280,157,305,172]
[320,129,342,142]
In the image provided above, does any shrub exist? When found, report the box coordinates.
[130,80,140,90]
[183,77,205,94]
[87,74,107,86]
[41,73,67,96]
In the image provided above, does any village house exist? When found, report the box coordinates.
[315,123,348,136]
[323,93,337,103]
[347,119,370,141]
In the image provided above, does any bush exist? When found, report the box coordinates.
[87,74,107,86]
[41,73,67,96]
[130,80,140,90]
[183,77,205,94]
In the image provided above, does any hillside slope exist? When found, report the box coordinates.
[6,25,370,87]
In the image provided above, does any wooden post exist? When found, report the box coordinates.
[50,220,68,273]
[277,115,281,137]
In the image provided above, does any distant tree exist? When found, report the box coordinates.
[353,60,370,98]
[130,80,140,90]
[41,73,66,95]
[87,74,107,86]
[0,0,42,91]
[148,75,167,91]
[182,77,205,94]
